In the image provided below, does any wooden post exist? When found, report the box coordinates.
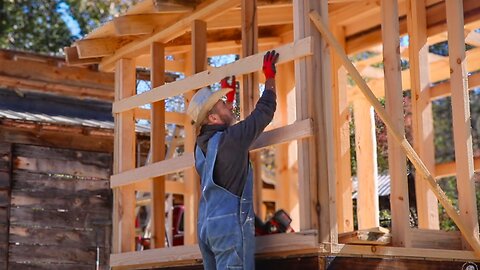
[331,24,354,233]
[406,0,439,230]
[113,58,137,253]
[275,60,295,213]
[293,0,337,245]
[353,97,379,230]
[381,0,410,247]
[240,0,258,117]
[445,0,480,250]
[182,20,207,245]
[150,42,166,248]
[241,0,264,218]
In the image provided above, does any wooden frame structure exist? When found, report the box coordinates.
[67,0,480,269]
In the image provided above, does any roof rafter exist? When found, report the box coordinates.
[99,0,242,71]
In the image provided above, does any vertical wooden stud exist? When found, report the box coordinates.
[353,97,379,230]
[406,0,439,229]
[294,0,337,245]
[446,0,479,250]
[275,60,296,213]
[183,19,207,245]
[293,0,319,232]
[331,24,354,233]
[150,42,166,248]
[241,0,264,218]
[113,58,137,253]
[381,0,410,247]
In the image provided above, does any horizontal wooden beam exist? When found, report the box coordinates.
[133,108,186,125]
[332,244,480,261]
[465,29,480,47]
[112,37,313,113]
[207,5,292,30]
[111,119,314,188]
[113,14,183,36]
[99,0,241,71]
[75,38,130,59]
[250,118,313,151]
[1,48,113,100]
[348,47,480,102]
[135,179,185,194]
[163,37,282,56]
[0,75,114,101]
[345,0,480,54]
[430,70,480,101]
[110,245,201,269]
[410,228,462,250]
[435,157,480,179]
[262,188,276,202]
[338,227,391,246]
[110,153,194,188]
[64,46,103,66]
[110,232,319,269]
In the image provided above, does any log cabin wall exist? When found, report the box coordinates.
[0,125,115,270]
[8,144,112,270]
[0,143,12,269]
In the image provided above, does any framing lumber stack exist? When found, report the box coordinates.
[67,0,480,269]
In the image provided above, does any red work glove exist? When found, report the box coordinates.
[220,76,236,103]
[262,50,279,80]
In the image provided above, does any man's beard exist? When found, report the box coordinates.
[219,111,235,126]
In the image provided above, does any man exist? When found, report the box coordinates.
[186,50,279,270]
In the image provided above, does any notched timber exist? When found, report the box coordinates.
[75,38,133,59]
[338,227,391,245]
[64,46,102,66]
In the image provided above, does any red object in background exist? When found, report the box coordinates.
[171,205,184,246]
[137,205,293,249]
[255,209,294,236]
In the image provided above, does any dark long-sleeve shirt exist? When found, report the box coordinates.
[196,89,277,196]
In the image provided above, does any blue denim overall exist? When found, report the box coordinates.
[195,132,255,270]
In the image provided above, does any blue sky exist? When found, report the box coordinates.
[57,2,81,38]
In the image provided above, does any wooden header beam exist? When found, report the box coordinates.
[112,37,313,113]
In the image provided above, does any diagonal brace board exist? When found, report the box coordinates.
[309,10,480,257]
[112,37,313,113]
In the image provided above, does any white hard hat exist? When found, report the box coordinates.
[186,87,230,126]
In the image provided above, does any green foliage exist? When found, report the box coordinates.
[64,0,139,37]
[0,0,73,54]
[437,177,459,231]
[0,0,140,55]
